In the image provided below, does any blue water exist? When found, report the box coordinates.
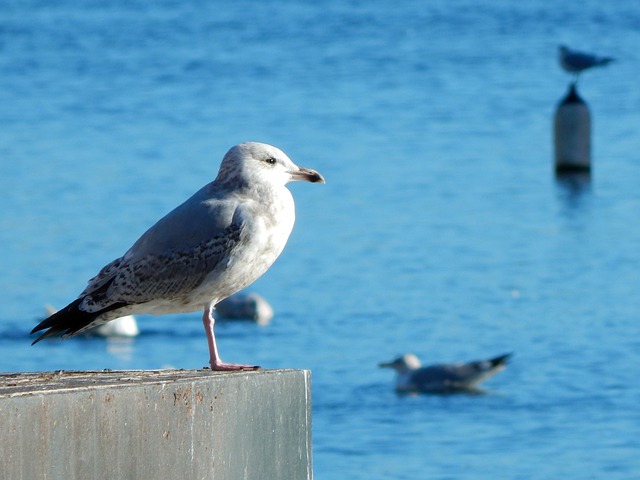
[2,1,640,478]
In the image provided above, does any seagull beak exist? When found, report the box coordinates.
[378,361,392,369]
[289,166,325,184]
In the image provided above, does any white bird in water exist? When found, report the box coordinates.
[559,45,614,78]
[216,292,274,325]
[32,142,325,371]
[379,352,512,394]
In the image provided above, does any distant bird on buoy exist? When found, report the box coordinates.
[559,45,614,78]
[379,352,512,394]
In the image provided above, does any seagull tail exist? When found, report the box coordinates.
[30,298,127,345]
[489,353,513,368]
[599,57,614,67]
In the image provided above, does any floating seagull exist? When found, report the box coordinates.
[559,45,614,77]
[31,142,325,370]
[379,352,512,394]
[45,305,140,338]
[216,292,274,325]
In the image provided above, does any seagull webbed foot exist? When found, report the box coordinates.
[205,362,261,372]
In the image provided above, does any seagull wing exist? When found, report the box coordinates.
[566,50,601,70]
[80,184,247,309]
[412,354,511,390]
[410,365,467,390]
[32,188,252,342]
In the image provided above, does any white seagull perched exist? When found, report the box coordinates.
[558,45,614,77]
[379,353,512,394]
[31,142,325,371]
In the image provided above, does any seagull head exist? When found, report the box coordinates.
[379,354,422,373]
[217,142,325,188]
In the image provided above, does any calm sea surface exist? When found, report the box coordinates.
[1,1,640,478]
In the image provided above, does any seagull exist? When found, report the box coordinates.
[559,45,614,78]
[31,142,325,371]
[379,352,512,394]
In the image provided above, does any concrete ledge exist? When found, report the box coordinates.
[0,369,312,480]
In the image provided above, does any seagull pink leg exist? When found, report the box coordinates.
[202,305,259,371]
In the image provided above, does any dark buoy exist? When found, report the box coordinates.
[553,82,591,173]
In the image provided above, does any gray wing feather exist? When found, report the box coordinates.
[81,184,245,308]
[412,361,493,389]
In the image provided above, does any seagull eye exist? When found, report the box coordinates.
[264,156,277,165]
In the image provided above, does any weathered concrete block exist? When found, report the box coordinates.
[0,369,312,480]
